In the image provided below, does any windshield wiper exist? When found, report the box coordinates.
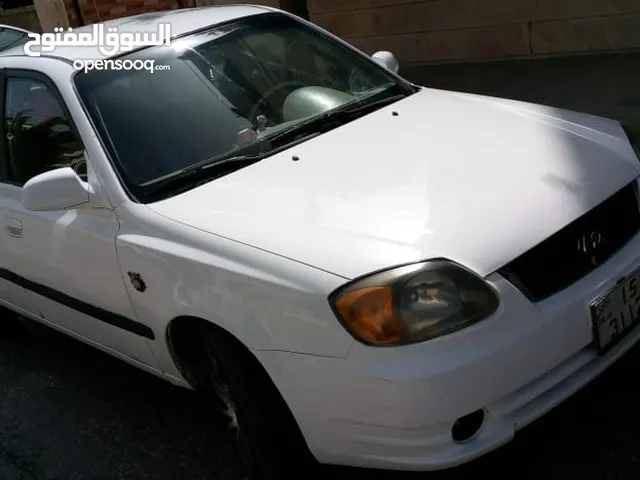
[140,153,266,200]
[267,90,409,148]
[139,130,322,201]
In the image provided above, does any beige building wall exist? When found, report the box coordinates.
[33,0,69,32]
[21,0,640,63]
[308,0,640,64]
[0,5,42,32]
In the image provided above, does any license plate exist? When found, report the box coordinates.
[591,268,640,353]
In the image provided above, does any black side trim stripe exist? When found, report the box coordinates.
[0,268,155,340]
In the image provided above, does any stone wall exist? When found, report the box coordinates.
[0,5,41,32]
[308,0,640,64]
[64,0,180,27]
[29,0,640,64]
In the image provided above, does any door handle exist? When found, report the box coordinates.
[5,218,23,238]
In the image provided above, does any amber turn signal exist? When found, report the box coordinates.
[334,286,402,345]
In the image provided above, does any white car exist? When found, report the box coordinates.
[1,4,639,479]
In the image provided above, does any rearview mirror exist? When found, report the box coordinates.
[372,51,399,74]
[22,167,90,211]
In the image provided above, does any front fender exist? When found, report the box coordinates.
[114,203,354,379]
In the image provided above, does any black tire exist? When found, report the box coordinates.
[191,328,315,480]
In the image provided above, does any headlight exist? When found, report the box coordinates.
[329,259,499,346]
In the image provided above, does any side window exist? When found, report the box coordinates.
[3,77,86,186]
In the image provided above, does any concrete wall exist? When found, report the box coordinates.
[64,0,180,26]
[33,0,68,32]
[0,5,42,32]
[32,0,284,32]
[31,0,640,64]
[59,0,281,27]
[309,0,640,64]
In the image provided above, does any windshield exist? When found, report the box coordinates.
[74,12,413,201]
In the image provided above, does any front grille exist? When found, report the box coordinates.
[499,182,640,302]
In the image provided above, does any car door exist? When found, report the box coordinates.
[0,68,41,316]
[0,69,158,368]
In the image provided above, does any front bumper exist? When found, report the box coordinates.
[257,232,640,471]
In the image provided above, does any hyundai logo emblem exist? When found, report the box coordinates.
[577,231,602,266]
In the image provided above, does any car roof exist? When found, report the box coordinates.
[0,4,274,61]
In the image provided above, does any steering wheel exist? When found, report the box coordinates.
[248,80,307,127]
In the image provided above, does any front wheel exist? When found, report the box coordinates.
[192,329,314,479]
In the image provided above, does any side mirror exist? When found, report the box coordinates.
[372,51,399,74]
[22,167,90,212]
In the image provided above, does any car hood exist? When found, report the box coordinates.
[148,87,640,280]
